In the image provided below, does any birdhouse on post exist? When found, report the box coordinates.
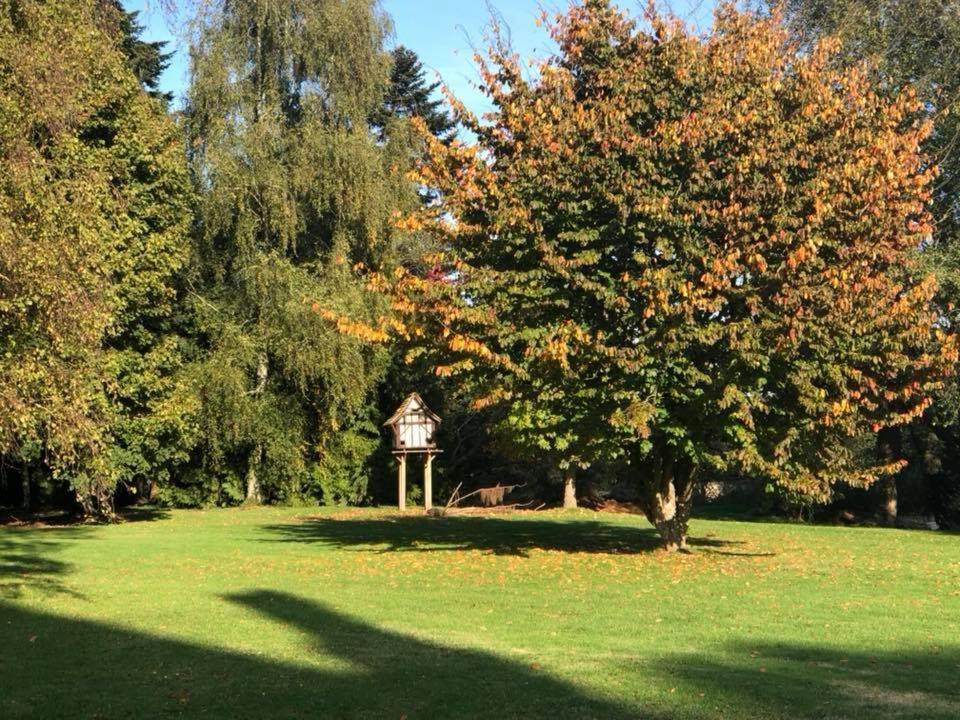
[384,393,441,511]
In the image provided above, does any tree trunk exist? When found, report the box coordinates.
[75,485,115,520]
[876,426,900,525]
[562,468,577,509]
[245,444,262,504]
[21,466,30,511]
[639,445,696,551]
[881,475,898,525]
[245,353,269,505]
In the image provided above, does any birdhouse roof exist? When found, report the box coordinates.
[383,392,441,427]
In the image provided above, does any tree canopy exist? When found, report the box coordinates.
[373,45,455,142]
[0,0,191,515]
[333,0,955,548]
[777,0,960,526]
[183,0,417,505]
[2,0,955,535]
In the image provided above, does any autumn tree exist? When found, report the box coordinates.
[335,1,954,548]
[183,0,415,505]
[774,0,960,525]
[0,0,191,515]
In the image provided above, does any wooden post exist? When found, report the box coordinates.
[424,453,433,511]
[398,454,407,511]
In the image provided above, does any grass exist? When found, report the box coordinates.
[1,506,959,719]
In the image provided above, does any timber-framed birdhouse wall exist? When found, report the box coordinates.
[384,392,440,454]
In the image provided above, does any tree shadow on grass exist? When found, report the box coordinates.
[0,504,171,527]
[648,641,960,719]
[697,547,777,558]
[3,592,956,719]
[0,529,88,599]
[0,590,645,720]
[117,505,172,523]
[261,514,744,556]
[0,506,167,600]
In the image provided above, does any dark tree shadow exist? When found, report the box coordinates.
[3,592,956,719]
[647,641,960,719]
[260,514,743,556]
[0,529,88,599]
[697,548,777,558]
[117,505,172,523]
[0,508,78,526]
[0,504,170,527]
[0,591,645,720]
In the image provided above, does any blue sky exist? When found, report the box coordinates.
[123,1,715,115]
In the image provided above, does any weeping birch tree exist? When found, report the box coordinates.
[184,0,414,503]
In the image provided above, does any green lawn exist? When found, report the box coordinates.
[1,507,958,719]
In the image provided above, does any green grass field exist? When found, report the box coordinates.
[1,507,958,719]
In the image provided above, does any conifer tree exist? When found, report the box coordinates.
[374,45,455,142]
[98,6,193,505]
[106,0,174,103]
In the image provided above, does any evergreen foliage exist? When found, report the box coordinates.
[106,0,175,103]
[374,45,455,141]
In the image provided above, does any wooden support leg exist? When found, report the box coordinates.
[424,453,433,511]
[398,454,407,511]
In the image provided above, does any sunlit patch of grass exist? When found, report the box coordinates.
[1,507,958,718]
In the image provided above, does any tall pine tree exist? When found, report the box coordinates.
[107,0,174,103]
[374,45,455,142]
